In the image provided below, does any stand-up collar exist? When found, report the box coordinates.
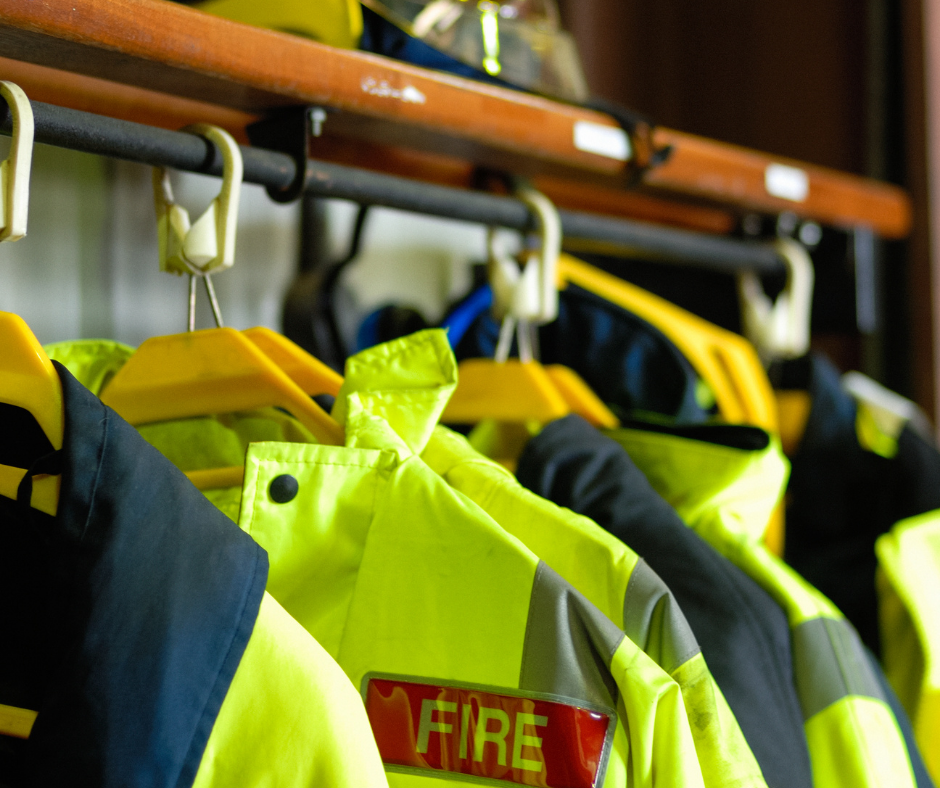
[608,421,789,545]
[335,329,457,456]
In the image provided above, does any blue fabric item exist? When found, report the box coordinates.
[516,414,813,788]
[454,284,716,423]
[355,305,430,353]
[1,363,268,787]
[356,307,384,353]
[359,6,514,88]
[440,284,493,348]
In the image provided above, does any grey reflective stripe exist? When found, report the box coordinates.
[623,559,701,674]
[520,561,625,710]
[792,617,887,720]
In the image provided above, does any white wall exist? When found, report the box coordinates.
[0,143,487,349]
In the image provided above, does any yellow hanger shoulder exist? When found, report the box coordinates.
[99,327,344,445]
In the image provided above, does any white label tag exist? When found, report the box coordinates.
[573,122,631,161]
[765,164,809,202]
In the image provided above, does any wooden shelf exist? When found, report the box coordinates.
[647,130,912,238]
[0,56,736,236]
[0,0,912,238]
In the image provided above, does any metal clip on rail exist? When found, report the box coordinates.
[246,106,316,203]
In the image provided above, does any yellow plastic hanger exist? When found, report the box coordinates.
[443,357,570,424]
[170,327,346,492]
[557,253,778,433]
[442,187,619,431]
[544,364,619,428]
[99,327,344,444]
[0,84,50,739]
[243,326,343,398]
[0,703,35,740]
[0,313,63,517]
[99,126,343,490]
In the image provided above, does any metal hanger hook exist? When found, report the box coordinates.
[186,271,225,332]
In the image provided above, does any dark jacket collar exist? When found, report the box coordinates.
[16,363,267,787]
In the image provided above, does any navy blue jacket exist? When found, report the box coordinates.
[0,364,266,787]
[516,414,813,788]
[782,353,940,655]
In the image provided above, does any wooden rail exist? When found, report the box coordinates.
[0,0,912,237]
[0,57,738,235]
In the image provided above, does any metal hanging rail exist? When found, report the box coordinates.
[0,99,785,276]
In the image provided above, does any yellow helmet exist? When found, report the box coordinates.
[195,0,364,50]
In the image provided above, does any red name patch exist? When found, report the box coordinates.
[364,675,615,788]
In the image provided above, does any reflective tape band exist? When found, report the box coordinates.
[519,562,624,710]
[793,617,886,720]
[623,559,702,674]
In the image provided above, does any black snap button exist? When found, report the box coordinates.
[269,474,299,504]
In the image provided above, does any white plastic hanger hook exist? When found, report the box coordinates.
[152,123,243,277]
[517,185,561,326]
[488,185,561,338]
[0,81,35,243]
[738,237,814,363]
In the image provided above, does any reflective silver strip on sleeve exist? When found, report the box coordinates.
[623,559,702,674]
[792,616,886,720]
[520,561,625,710]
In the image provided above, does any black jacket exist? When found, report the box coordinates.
[782,353,940,655]
[517,414,813,788]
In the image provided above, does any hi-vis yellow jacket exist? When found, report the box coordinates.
[51,333,707,788]
[609,422,918,788]
[876,511,940,784]
[42,341,390,788]
[418,428,767,788]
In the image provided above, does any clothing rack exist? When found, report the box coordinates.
[0,99,786,276]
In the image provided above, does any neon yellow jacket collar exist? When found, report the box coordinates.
[609,426,789,548]
[611,423,918,788]
[336,328,457,456]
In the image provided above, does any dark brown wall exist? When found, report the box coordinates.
[558,0,869,174]
[558,0,939,418]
